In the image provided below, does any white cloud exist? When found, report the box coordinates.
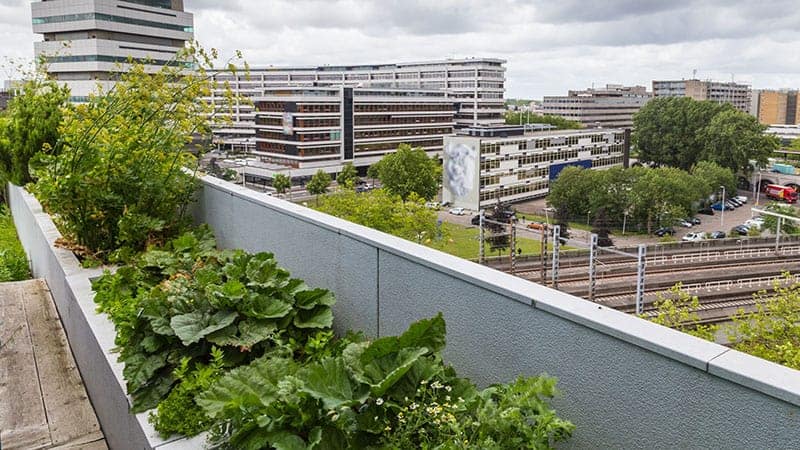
[2,0,799,97]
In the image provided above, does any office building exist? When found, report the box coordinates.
[31,0,194,101]
[752,90,799,125]
[249,86,456,171]
[652,79,751,113]
[542,84,652,129]
[209,58,506,149]
[442,126,628,210]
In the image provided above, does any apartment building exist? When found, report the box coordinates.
[442,126,628,210]
[31,0,194,101]
[752,90,799,125]
[652,79,751,113]
[210,58,505,149]
[249,87,456,170]
[542,84,652,129]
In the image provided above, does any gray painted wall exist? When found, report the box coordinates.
[193,176,800,449]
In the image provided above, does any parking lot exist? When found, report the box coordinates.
[437,190,780,247]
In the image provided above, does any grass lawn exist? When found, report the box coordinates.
[431,223,546,260]
[0,205,30,281]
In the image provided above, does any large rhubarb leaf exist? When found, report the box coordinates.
[294,288,335,310]
[293,305,333,329]
[122,352,167,392]
[170,310,238,345]
[298,357,369,409]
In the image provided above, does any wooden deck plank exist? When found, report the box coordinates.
[0,281,51,449]
[24,280,105,447]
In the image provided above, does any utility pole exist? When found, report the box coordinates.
[479,209,485,264]
[588,233,598,301]
[551,225,560,289]
[541,224,548,283]
[509,221,516,275]
[635,244,647,315]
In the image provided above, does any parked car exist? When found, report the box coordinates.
[698,207,715,215]
[728,198,743,207]
[744,219,762,230]
[654,227,675,237]
[711,202,733,211]
[709,231,726,239]
[689,217,701,225]
[448,207,466,215]
[732,225,750,236]
[527,221,546,231]
[470,215,481,226]
[682,232,705,242]
[677,219,693,228]
[735,195,748,203]
[425,201,440,209]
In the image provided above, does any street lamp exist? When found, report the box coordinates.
[720,185,726,228]
[755,172,763,205]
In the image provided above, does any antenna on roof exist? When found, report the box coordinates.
[692,69,697,79]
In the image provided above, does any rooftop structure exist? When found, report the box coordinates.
[209,58,506,149]
[442,127,629,210]
[31,0,194,102]
[542,84,652,129]
[652,79,751,113]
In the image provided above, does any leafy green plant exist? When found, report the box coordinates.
[31,43,245,258]
[91,226,335,436]
[645,284,718,341]
[0,205,29,281]
[728,275,800,370]
[198,313,573,449]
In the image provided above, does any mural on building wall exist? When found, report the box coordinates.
[444,142,477,197]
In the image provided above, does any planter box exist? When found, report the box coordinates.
[7,183,205,450]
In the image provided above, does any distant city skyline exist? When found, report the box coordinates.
[2,0,799,98]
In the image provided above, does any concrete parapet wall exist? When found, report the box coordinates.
[192,175,800,448]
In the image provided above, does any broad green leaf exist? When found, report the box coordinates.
[397,312,446,353]
[294,288,335,310]
[197,356,296,418]
[170,310,238,345]
[244,292,293,319]
[130,371,175,412]
[221,279,246,299]
[205,323,239,346]
[236,319,277,347]
[122,352,167,393]
[298,357,369,409]
[293,306,333,329]
[361,347,429,397]
[194,266,222,287]
[267,432,306,450]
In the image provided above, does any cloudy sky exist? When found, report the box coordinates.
[2,0,799,98]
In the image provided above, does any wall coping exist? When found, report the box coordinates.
[199,174,800,406]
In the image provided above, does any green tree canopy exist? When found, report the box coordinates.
[633,97,730,170]
[690,161,736,200]
[272,173,291,194]
[306,169,331,198]
[370,144,440,200]
[697,109,778,174]
[336,162,359,189]
[504,111,583,130]
[0,77,70,186]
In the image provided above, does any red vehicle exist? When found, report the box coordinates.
[764,184,798,203]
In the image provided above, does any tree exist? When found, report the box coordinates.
[0,76,70,187]
[315,189,441,244]
[306,169,331,201]
[272,173,291,195]
[336,162,359,189]
[31,43,243,257]
[504,111,583,130]
[761,202,799,235]
[697,109,778,174]
[591,207,613,247]
[728,274,800,370]
[366,163,380,184]
[633,97,728,170]
[691,161,736,201]
[646,284,718,341]
[371,144,439,201]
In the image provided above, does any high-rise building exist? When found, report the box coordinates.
[542,84,652,129]
[652,79,751,113]
[752,90,800,125]
[209,58,506,149]
[31,0,194,101]
[249,86,456,172]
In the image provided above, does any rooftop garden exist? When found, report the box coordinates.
[0,45,575,447]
